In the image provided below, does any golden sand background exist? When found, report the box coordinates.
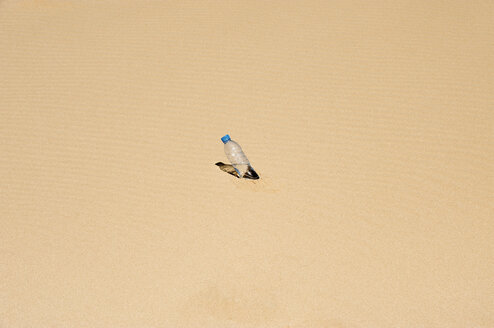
[1,1,493,327]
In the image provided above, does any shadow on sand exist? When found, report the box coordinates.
[215,162,259,180]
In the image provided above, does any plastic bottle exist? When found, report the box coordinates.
[221,134,259,179]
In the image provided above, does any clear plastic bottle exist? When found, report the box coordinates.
[221,134,259,179]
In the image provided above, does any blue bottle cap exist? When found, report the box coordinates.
[221,134,231,144]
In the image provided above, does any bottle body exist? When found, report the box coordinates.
[224,140,250,178]
[222,135,259,179]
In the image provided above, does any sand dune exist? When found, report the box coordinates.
[1,1,493,327]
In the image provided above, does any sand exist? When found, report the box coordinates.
[1,1,493,327]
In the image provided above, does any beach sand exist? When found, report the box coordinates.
[1,1,493,327]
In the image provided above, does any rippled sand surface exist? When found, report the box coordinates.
[1,1,493,327]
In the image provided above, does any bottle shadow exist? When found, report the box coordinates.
[215,162,259,180]
[215,162,240,178]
